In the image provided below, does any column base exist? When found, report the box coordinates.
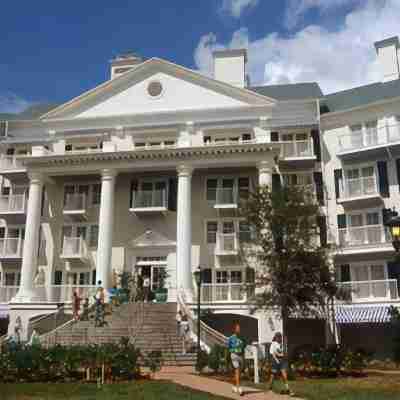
[11,288,42,304]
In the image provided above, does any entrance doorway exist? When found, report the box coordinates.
[135,256,167,291]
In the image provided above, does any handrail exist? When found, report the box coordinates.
[177,290,228,350]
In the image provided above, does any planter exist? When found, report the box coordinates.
[155,289,168,303]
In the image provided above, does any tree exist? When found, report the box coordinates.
[239,183,338,350]
[389,306,400,366]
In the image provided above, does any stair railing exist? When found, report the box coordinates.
[177,290,228,351]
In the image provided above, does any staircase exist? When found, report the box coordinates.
[40,302,197,366]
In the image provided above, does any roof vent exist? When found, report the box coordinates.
[110,52,143,80]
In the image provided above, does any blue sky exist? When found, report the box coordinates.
[0,0,400,112]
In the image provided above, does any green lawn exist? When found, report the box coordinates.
[0,381,228,400]
[263,373,400,400]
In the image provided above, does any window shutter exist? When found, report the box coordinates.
[377,160,389,198]
[387,261,400,294]
[334,169,342,199]
[313,172,324,205]
[340,264,350,282]
[246,267,255,283]
[130,180,138,208]
[272,173,281,192]
[311,129,321,161]
[168,178,177,211]
[201,268,212,284]
[317,215,327,247]
[270,131,279,142]
[337,214,346,229]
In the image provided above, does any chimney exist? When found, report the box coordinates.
[213,49,248,88]
[110,52,143,80]
[374,36,400,82]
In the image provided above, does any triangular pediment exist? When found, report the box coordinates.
[42,58,275,120]
[130,229,176,248]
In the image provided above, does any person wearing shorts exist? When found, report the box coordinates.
[228,323,245,396]
[269,332,294,396]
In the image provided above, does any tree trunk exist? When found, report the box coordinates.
[281,305,289,357]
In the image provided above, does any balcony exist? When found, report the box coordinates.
[338,123,400,160]
[0,155,27,180]
[200,283,251,303]
[214,188,238,209]
[215,233,239,256]
[280,140,315,160]
[338,279,399,302]
[0,194,27,223]
[338,176,381,205]
[60,237,88,262]
[129,189,167,214]
[0,238,24,260]
[0,286,19,303]
[63,193,88,220]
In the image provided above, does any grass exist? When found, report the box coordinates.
[0,381,228,400]
[260,373,400,400]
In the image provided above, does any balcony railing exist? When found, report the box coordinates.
[0,194,27,213]
[338,225,389,247]
[61,237,87,258]
[281,140,313,158]
[338,123,400,152]
[200,283,249,302]
[0,286,19,303]
[0,155,25,170]
[216,233,239,255]
[131,190,167,209]
[0,238,24,258]
[342,176,378,199]
[64,193,87,211]
[338,279,399,301]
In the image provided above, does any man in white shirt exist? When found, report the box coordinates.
[269,332,294,396]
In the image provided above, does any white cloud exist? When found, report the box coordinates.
[285,0,360,29]
[194,0,400,94]
[220,0,259,18]
[0,93,30,113]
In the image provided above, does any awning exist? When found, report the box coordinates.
[335,305,392,324]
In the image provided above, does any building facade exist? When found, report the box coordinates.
[0,38,399,352]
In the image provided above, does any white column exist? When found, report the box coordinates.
[15,172,44,302]
[257,161,272,187]
[176,165,193,296]
[96,169,117,290]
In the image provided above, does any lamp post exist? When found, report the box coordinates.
[384,209,400,252]
[194,266,202,368]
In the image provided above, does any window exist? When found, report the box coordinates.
[203,132,253,144]
[206,221,218,244]
[206,179,218,201]
[206,177,249,204]
[344,165,376,197]
[238,178,250,201]
[282,173,313,187]
[54,270,63,285]
[230,270,242,283]
[350,264,387,298]
[89,225,99,247]
[133,139,176,149]
[92,184,101,205]
[5,273,15,286]
[64,183,100,208]
[65,143,101,152]
[239,221,251,242]
[216,271,228,284]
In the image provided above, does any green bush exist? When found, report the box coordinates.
[145,350,163,374]
[196,349,209,373]
[207,344,226,373]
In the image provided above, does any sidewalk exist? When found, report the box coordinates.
[155,366,302,399]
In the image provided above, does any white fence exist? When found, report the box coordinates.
[0,194,27,213]
[338,225,389,247]
[200,283,248,302]
[338,279,398,301]
[342,176,377,198]
[64,193,87,211]
[132,189,167,208]
[61,237,87,257]
[281,140,313,158]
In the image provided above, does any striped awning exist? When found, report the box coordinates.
[335,305,392,324]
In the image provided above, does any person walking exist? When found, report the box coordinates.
[180,313,190,355]
[228,322,246,396]
[143,275,151,302]
[94,281,105,327]
[72,290,82,321]
[176,310,183,336]
[268,332,295,396]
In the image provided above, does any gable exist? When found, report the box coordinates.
[42,58,275,120]
[130,229,176,248]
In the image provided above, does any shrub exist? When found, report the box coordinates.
[207,344,226,373]
[145,350,163,375]
[196,349,209,373]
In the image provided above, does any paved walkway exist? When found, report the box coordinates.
[155,366,302,399]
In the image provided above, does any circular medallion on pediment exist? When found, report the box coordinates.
[147,80,163,98]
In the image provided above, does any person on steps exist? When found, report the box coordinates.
[72,290,82,321]
[268,332,295,396]
[180,313,190,355]
[228,322,246,396]
[176,310,183,336]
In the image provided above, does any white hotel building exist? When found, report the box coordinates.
[0,37,399,355]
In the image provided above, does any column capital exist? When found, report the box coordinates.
[177,164,193,177]
[100,169,117,180]
[28,172,45,184]
[257,161,272,173]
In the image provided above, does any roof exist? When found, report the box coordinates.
[321,79,400,114]
[0,103,59,122]
[250,82,323,100]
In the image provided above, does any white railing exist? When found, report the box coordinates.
[0,194,27,213]
[338,279,399,301]
[338,225,389,247]
[201,283,250,302]
[215,188,237,205]
[132,189,167,208]
[281,140,313,158]
[216,233,239,254]
[0,238,24,258]
[64,193,87,211]
[61,236,87,258]
[0,286,19,303]
[342,176,377,198]
[0,155,25,170]
[204,138,256,147]
[338,123,400,152]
